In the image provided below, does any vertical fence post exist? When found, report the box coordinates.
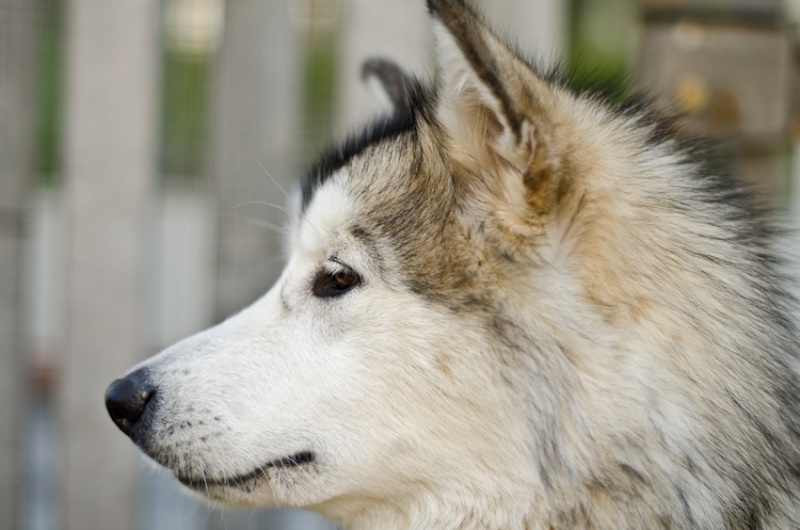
[61,1,158,529]
[211,0,301,321]
[483,0,567,62]
[0,0,41,527]
[335,0,429,132]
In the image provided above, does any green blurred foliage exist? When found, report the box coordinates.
[35,0,63,185]
[301,32,339,165]
[160,50,212,181]
[568,0,637,103]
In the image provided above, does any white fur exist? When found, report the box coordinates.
[130,177,539,527]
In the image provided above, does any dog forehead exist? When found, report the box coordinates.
[297,171,357,251]
[301,111,418,213]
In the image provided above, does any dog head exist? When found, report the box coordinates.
[108,0,568,510]
[106,0,798,527]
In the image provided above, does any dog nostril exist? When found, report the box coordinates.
[105,371,155,438]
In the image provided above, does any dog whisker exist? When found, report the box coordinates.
[254,155,291,202]
[232,200,291,215]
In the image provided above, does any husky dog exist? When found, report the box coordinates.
[106,0,800,528]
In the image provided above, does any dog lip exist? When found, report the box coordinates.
[176,450,316,488]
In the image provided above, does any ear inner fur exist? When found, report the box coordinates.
[429,0,523,134]
[427,0,567,241]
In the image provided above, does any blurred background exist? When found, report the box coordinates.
[0,0,798,528]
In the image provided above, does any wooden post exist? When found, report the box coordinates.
[211,0,302,321]
[0,1,41,527]
[638,0,793,200]
[483,0,567,61]
[335,0,430,132]
[62,1,158,529]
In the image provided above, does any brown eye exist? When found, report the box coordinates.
[312,268,361,298]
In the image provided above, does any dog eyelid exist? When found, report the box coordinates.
[312,258,362,298]
[327,255,348,268]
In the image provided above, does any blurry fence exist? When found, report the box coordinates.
[1,1,39,528]
[2,0,797,529]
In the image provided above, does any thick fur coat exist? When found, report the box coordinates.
[106,1,800,528]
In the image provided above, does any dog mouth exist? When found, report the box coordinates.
[176,451,316,490]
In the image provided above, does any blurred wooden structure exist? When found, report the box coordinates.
[0,1,41,527]
[211,0,301,321]
[61,1,158,529]
[638,0,799,200]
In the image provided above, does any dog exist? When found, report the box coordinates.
[106,0,800,528]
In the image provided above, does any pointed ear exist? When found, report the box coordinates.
[427,0,556,179]
[361,58,414,115]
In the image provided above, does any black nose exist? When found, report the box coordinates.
[105,369,156,438]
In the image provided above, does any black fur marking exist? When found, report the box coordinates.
[361,58,415,113]
[301,105,417,212]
